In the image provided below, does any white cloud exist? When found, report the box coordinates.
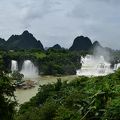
[0,0,120,49]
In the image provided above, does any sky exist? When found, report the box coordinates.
[0,0,120,49]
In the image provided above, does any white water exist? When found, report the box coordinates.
[20,60,38,78]
[114,63,120,71]
[11,60,18,72]
[76,55,113,76]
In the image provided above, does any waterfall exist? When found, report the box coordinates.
[76,55,113,76]
[20,60,38,78]
[11,60,18,72]
[114,63,120,71]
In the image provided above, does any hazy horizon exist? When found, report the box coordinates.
[0,0,120,49]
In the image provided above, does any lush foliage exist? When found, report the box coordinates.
[15,69,120,120]
[11,71,24,83]
[0,60,16,120]
[40,50,82,75]
[0,49,85,75]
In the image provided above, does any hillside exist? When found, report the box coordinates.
[3,30,44,50]
[49,44,63,50]
[15,69,120,120]
[69,36,93,51]
[0,38,5,48]
[0,32,105,52]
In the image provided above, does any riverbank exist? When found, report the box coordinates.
[15,75,77,105]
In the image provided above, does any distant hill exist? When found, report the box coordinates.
[48,44,63,50]
[0,38,5,48]
[3,30,44,50]
[92,41,101,48]
[69,36,93,51]
[52,44,62,49]
[90,41,102,51]
[0,31,106,52]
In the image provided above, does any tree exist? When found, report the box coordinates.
[11,71,24,83]
[0,73,16,120]
[0,58,17,120]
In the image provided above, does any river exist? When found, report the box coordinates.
[15,75,77,105]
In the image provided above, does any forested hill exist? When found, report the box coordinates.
[0,38,5,47]
[69,36,103,51]
[69,36,93,51]
[0,30,103,51]
[0,30,44,50]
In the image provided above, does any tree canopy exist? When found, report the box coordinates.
[15,69,120,120]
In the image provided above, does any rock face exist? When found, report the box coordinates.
[69,36,93,51]
[4,30,44,50]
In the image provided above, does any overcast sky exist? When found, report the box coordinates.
[0,0,120,49]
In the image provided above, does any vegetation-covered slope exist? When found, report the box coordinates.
[15,69,120,120]
[0,59,16,120]
[2,31,44,50]
[1,49,84,75]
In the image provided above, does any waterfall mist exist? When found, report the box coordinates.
[76,55,113,76]
[76,46,114,76]
[11,60,18,72]
[20,60,38,78]
[114,63,120,71]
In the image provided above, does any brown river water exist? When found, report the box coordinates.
[15,75,77,105]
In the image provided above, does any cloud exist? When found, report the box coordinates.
[66,0,120,48]
[0,0,120,49]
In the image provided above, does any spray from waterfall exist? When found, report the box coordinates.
[11,60,18,72]
[76,55,113,76]
[114,63,120,70]
[20,60,38,78]
[76,46,114,76]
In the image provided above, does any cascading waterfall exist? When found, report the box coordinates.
[76,55,113,76]
[11,60,18,72]
[20,60,38,78]
[114,63,120,71]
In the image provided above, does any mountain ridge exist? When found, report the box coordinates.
[2,30,44,50]
[0,31,105,51]
[69,36,93,51]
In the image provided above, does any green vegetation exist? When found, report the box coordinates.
[0,48,119,75]
[1,48,120,120]
[1,31,120,120]
[15,69,120,120]
[0,60,16,120]
[0,49,86,75]
[11,71,24,83]
[40,50,82,75]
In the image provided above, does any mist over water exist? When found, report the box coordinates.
[76,46,115,76]
[11,60,39,79]
[20,60,39,79]
[76,55,113,76]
